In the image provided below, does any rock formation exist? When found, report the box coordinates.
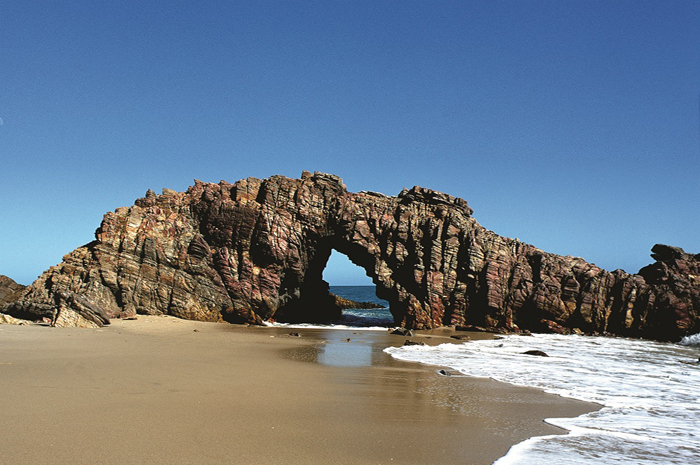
[0,275,25,306]
[2,172,698,340]
[330,294,384,311]
[0,276,32,324]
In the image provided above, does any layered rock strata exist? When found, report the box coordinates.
[0,276,32,324]
[0,275,25,306]
[2,172,698,340]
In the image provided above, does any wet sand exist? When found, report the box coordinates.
[0,317,597,464]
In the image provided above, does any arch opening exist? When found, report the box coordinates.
[274,247,392,327]
[324,250,392,327]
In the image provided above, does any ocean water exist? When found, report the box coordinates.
[385,332,700,464]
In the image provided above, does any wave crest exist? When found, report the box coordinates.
[679,333,700,346]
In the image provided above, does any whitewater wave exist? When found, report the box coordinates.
[679,332,700,347]
[266,321,392,331]
[385,333,700,464]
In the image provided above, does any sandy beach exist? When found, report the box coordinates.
[0,317,597,464]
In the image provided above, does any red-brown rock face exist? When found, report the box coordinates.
[0,275,25,306]
[3,172,698,340]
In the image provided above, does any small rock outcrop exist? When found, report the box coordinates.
[2,172,698,340]
[523,350,549,357]
[330,294,384,310]
[0,275,25,306]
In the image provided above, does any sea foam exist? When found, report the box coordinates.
[385,333,700,464]
[679,332,700,347]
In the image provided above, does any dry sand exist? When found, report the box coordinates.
[0,317,597,464]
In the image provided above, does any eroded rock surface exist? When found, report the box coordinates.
[330,294,384,311]
[0,275,25,306]
[2,172,698,340]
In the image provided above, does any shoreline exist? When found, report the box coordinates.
[0,316,598,464]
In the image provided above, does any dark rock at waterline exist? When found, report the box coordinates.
[403,340,425,346]
[437,369,456,376]
[1,171,698,341]
[523,350,549,357]
[391,327,414,336]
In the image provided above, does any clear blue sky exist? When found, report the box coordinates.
[1,1,698,286]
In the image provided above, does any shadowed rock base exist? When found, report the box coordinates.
[2,172,698,340]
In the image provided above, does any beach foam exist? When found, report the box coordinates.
[680,332,700,347]
[385,333,700,464]
[267,321,392,331]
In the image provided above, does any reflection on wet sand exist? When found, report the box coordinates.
[282,327,597,449]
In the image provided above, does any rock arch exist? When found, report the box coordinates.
[3,172,699,341]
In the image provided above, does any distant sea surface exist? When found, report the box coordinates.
[328,285,393,327]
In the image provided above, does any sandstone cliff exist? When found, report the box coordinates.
[2,172,698,340]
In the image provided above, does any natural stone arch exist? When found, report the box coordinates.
[3,171,698,341]
[270,245,374,324]
[186,172,478,328]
